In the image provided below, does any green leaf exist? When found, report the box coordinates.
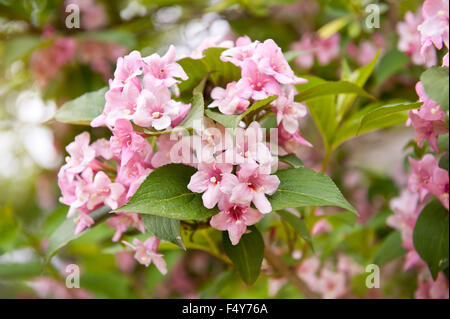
[115,164,218,220]
[375,49,409,85]
[413,199,449,279]
[141,214,184,249]
[278,154,304,168]
[177,47,241,97]
[357,102,422,134]
[336,51,380,118]
[283,49,315,62]
[3,35,41,66]
[82,29,136,49]
[317,16,351,39]
[54,87,107,125]
[45,206,110,264]
[295,81,374,103]
[420,67,449,112]
[277,210,313,249]
[439,152,449,171]
[0,262,42,280]
[223,226,264,285]
[373,231,407,266]
[269,168,357,214]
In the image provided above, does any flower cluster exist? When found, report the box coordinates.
[290,33,340,69]
[58,36,314,273]
[408,82,448,153]
[91,46,190,131]
[297,254,363,299]
[398,0,449,67]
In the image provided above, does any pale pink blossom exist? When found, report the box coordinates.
[415,271,449,299]
[408,155,449,209]
[209,81,251,114]
[337,255,363,277]
[210,197,263,245]
[223,121,272,165]
[64,132,96,174]
[133,85,185,130]
[318,268,347,299]
[191,36,233,60]
[74,212,95,235]
[291,33,315,69]
[397,11,437,67]
[311,219,332,236]
[110,119,152,165]
[92,81,141,128]
[418,0,449,55]
[188,161,233,209]
[239,59,281,100]
[315,34,341,66]
[253,39,307,85]
[107,212,145,242]
[220,162,280,214]
[297,256,320,291]
[122,237,167,274]
[278,122,312,153]
[273,86,307,134]
[220,36,259,67]
[110,50,144,89]
[143,45,188,88]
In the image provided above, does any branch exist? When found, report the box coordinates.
[264,246,320,299]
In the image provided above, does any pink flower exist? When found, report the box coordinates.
[418,0,449,55]
[143,45,188,88]
[273,86,307,134]
[318,268,347,299]
[210,197,263,245]
[415,82,446,121]
[191,36,233,60]
[191,118,229,164]
[220,36,259,67]
[110,50,144,89]
[408,154,449,209]
[151,133,183,168]
[408,111,448,153]
[253,39,307,85]
[291,33,340,69]
[122,237,167,274]
[133,84,184,130]
[408,155,437,201]
[397,11,437,67]
[337,254,363,277]
[107,212,145,242]
[387,190,423,252]
[297,256,320,291]
[187,161,233,209]
[415,271,449,299]
[291,33,315,69]
[110,119,152,165]
[223,121,272,165]
[239,59,281,100]
[74,212,95,235]
[64,132,96,174]
[209,81,251,114]
[76,168,125,211]
[311,219,332,236]
[278,122,312,153]
[315,34,341,66]
[92,81,140,128]
[220,162,280,214]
